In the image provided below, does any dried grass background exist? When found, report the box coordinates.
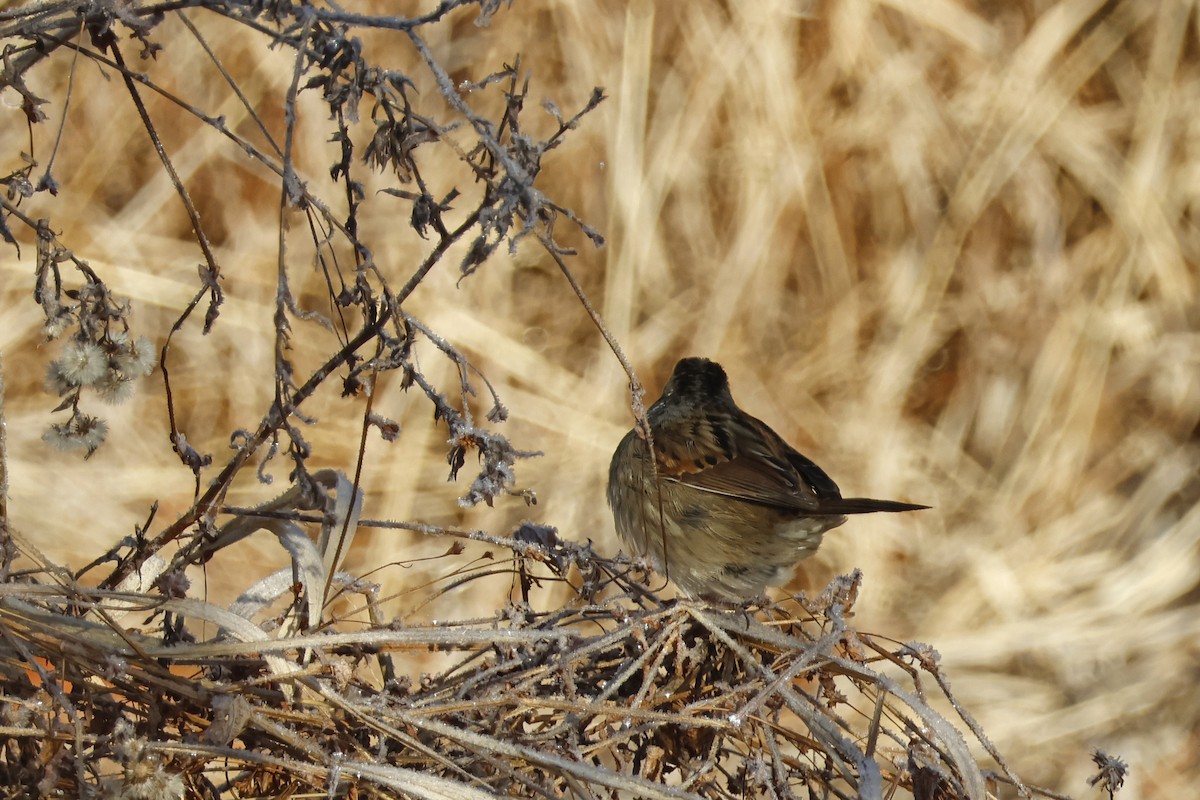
[1,0,1198,797]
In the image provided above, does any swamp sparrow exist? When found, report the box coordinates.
[607,357,927,600]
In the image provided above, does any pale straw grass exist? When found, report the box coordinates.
[0,0,1196,796]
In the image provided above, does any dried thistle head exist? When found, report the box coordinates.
[1088,750,1128,798]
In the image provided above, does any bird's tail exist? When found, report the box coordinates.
[814,497,930,515]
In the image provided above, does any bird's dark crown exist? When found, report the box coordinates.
[659,357,733,403]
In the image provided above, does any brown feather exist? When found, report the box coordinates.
[608,356,929,600]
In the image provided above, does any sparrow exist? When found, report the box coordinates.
[607,357,928,600]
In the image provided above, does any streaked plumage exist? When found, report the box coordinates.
[608,357,927,600]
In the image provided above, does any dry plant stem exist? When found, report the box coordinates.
[153,739,512,800]
[2,558,1025,797]
[158,277,221,491]
[270,11,313,469]
[307,677,701,800]
[38,33,359,245]
[0,0,192,42]
[693,608,989,800]
[688,608,878,789]
[304,678,494,787]
[395,213,483,306]
[536,229,678,590]
[0,196,103,281]
[865,690,886,758]
[537,231,640,401]
[106,39,221,284]
[343,516,650,598]
[176,11,280,157]
[405,28,537,203]
[37,19,80,187]
[329,369,378,607]
[107,177,479,590]
[151,741,333,791]
[98,34,227,484]
[100,307,390,590]
[925,656,1032,799]
[0,602,80,728]
[306,2,470,31]
[0,353,7,524]
[861,635,1037,798]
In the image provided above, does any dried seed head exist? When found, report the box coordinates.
[59,339,108,386]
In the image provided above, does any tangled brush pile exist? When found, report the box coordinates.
[1,501,1034,799]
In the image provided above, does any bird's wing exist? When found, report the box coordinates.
[780,445,843,499]
[651,412,823,512]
